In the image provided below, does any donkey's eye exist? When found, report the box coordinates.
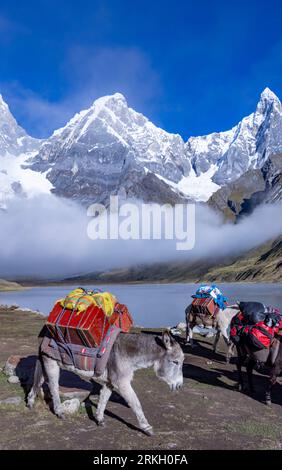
[172,360,179,365]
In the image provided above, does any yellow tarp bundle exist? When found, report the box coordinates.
[58,288,116,317]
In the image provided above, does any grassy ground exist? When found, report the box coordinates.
[0,306,281,450]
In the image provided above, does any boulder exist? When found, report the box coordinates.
[8,375,20,384]
[61,398,81,415]
[3,355,34,382]
[3,355,21,377]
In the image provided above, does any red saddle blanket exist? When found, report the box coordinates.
[41,323,120,375]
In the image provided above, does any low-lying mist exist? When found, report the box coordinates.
[0,195,281,279]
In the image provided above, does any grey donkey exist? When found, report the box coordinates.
[185,303,239,362]
[27,331,184,436]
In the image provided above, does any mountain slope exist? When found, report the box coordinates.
[203,237,282,282]
[0,95,39,156]
[0,96,49,209]
[209,152,282,220]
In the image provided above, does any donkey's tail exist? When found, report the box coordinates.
[27,355,44,409]
[33,357,44,388]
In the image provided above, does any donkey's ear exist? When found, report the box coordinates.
[162,330,173,350]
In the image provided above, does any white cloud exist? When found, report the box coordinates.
[0,195,281,279]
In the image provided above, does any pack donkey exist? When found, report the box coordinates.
[235,333,282,405]
[185,304,239,362]
[27,330,184,436]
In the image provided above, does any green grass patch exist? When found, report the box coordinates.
[225,421,282,439]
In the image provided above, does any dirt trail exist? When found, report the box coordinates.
[0,307,281,450]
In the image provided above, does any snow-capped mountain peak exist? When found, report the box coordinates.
[0,94,45,209]
[189,87,282,185]
[28,91,192,205]
[259,86,280,103]
[0,94,40,156]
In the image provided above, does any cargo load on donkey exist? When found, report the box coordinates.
[230,301,282,350]
[190,285,228,319]
[40,288,133,375]
[185,285,229,348]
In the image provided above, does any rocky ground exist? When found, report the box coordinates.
[0,306,281,450]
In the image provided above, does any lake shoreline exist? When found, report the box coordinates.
[7,279,282,289]
[1,282,282,328]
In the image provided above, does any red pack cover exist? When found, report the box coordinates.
[245,322,279,349]
[46,301,133,348]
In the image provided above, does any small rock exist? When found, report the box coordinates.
[167,442,177,449]
[8,375,20,384]
[202,395,208,400]
[34,420,50,426]
[206,361,213,365]
[61,398,81,415]
[0,396,22,406]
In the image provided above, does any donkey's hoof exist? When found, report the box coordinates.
[265,399,272,406]
[26,401,34,410]
[143,426,154,436]
[97,419,105,427]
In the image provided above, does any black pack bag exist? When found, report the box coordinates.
[238,301,266,325]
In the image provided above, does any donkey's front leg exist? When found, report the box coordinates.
[42,356,64,419]
[117,380,153,436]
[96,384,112,426]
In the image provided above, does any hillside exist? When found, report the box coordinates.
[65,238,282,284]
[203,238,282,282]
[0,279,23,291]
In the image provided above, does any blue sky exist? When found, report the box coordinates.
[1,0,282,139]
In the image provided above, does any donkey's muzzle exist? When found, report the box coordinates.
[170,382,183,391]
